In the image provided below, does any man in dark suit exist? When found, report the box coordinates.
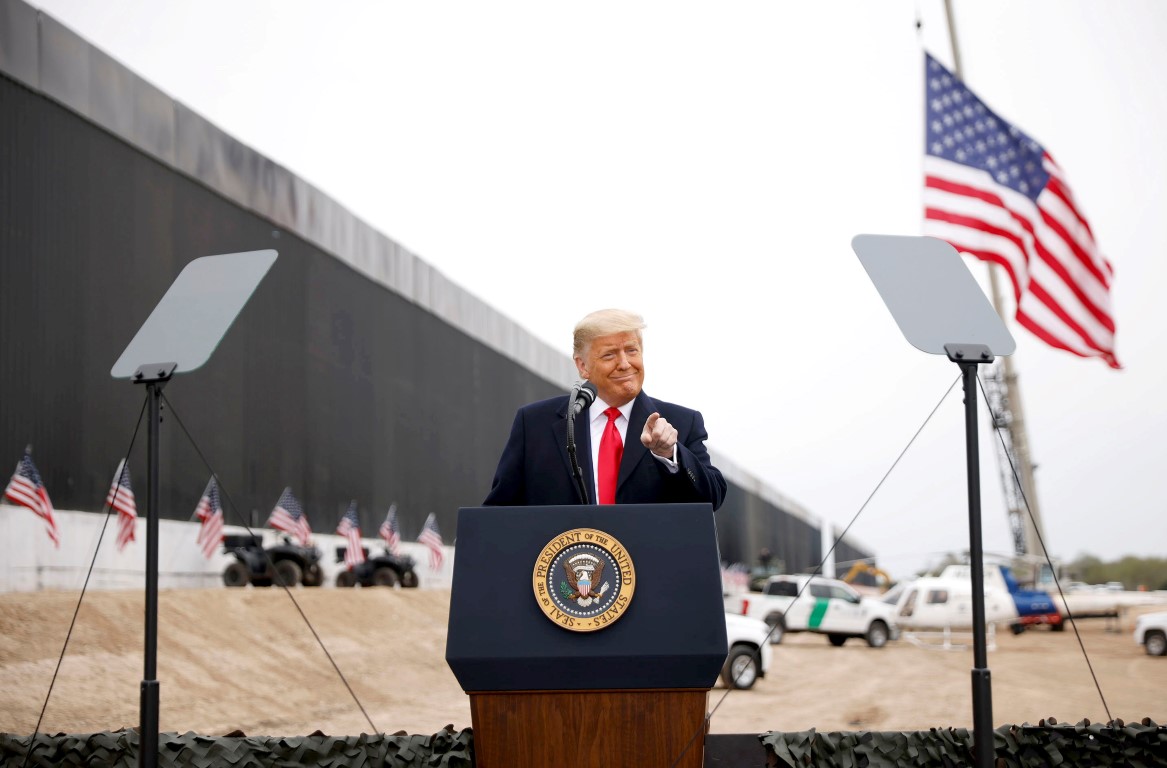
[484,309,726,510]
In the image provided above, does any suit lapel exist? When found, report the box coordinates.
[554,401,595,504]
[617,392,654,493]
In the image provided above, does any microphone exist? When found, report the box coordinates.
[565,380,597,504]
[569,381,597,417]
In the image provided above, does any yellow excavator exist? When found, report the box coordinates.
[841,562,893,594]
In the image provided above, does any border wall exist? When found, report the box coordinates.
[0,0,872,579]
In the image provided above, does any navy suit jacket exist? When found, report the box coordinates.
[483,391,727,510]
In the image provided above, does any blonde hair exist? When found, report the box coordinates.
[572,309,647,356]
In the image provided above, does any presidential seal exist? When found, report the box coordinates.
[532,528,635,632]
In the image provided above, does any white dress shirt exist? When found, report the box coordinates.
[586,397,678,503]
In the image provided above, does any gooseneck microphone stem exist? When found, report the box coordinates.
[565,381,596,505]
[566,390,589,504]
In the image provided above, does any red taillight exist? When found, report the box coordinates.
[740,598,749,614]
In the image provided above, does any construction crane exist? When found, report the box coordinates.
[982,359,1047,579]
[939,1,1050,589]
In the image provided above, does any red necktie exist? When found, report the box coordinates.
[598,407,623,504]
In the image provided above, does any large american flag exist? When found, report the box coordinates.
[194,478,224,559]
[379,503,401,555]
[267,487,312,546]
[106,458,137,551]
[336,501,366,568]
[922,52,1118,368]
[417,513,444,571]
[4,449,59,547]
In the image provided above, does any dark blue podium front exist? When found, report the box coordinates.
[445,503,727,692]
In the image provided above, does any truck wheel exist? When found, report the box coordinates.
[765,613,786,645]
[274,560,302,587]
[828,633,847,647]
[223,562,249,588]
[302,563,323,587]
[400,570,419,588]
[720,644,761,690]
[373,567,399,587]
[336,570,357,588]
[865,620,890,648]
[1146,630,1167,657]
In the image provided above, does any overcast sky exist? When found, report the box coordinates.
[29,0,1167,580]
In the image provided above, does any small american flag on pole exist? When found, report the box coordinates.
[4,448,59,547]
[106,458,137,551]
[267,487,312,546]
[194,478,224,559]
[379,503,401,555]
[922,52,1118,367]
[336,501,366,568]
[417,513,444,571]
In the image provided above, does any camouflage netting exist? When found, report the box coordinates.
[4,720,1166,767]
[0,726,473,768]
[762,718,1167,768]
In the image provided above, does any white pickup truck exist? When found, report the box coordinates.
[724,574,900,648]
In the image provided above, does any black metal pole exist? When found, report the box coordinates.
[960,361,994,768]
[139,380,161,768]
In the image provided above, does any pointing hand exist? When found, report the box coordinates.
[640,412,677,458]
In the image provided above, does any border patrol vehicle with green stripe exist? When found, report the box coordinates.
[725,574,900,647]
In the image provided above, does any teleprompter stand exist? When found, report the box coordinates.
[446,503,726,768]
[111,250,277,768]
[852,234,1016,768]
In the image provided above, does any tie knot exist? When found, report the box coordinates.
[603,407,621,422]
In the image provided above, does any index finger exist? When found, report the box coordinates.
[644,412,660,431]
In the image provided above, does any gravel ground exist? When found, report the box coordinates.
[0,589,1162,737]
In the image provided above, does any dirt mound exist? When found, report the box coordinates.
[1,589,1162,737]
[1,588,464,737]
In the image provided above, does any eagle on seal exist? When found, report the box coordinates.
[562,554,605,601]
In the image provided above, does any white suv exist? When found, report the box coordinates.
[1134,611,1167,656]
[722,613,773,689]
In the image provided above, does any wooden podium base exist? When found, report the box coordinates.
[469,688,709,768]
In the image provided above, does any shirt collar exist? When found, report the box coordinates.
[590,397,633,423]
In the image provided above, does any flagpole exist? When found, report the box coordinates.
[941,0,1046,570]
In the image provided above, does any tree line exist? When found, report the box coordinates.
[1064,554,1167,592]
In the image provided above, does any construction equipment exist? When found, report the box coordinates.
[841,562,893,593]
[983,361,1047,585]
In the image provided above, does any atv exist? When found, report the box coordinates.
[334,545,419,588]
[221,534,324,588]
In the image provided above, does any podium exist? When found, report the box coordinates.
[446,503,727,768]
